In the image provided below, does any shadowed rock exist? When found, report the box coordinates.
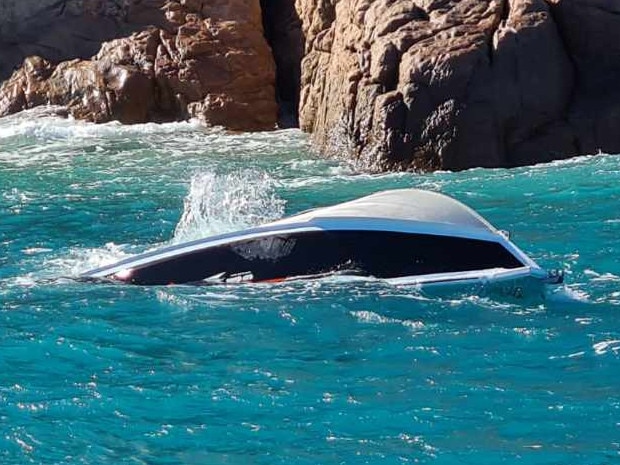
[261,0,305,128]
[549,0,620,155]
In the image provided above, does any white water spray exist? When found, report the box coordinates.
[172,170,286,243]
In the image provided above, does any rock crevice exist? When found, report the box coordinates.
[259,0,304,128]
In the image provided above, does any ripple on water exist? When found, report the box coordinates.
[1,112,620,464]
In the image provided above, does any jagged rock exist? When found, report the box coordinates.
[0,0,277,131]
[296,0,581,170]
[3,0,620,170]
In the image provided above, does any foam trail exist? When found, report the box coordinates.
[545,285,591,304]
[172,170,286,243]
[37,243,135,279]
[0,107,202,141]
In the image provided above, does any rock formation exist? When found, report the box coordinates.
[2,0,620,171]
[0,0,277,130]
[296,0,580,170]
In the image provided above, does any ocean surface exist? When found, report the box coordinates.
[1,108,619,464]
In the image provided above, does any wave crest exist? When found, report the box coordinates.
[172,170,286,242]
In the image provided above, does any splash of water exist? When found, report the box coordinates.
[172,170,286,243]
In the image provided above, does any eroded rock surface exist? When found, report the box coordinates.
[296,0,584,170]
[2,0,620,170]
[0,0,277,130]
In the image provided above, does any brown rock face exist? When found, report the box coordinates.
[3,0,620,170]
[296,0,582,170]
[0,0,277,131]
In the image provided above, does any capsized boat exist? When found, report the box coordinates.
[82,189,563,288]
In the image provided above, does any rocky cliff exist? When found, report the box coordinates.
[1,0,620,171]
[296,0,620,171]
[0,0,277,130]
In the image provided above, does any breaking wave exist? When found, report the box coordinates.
[0,107,202,142]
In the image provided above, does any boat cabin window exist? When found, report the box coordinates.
[124,230,524,285]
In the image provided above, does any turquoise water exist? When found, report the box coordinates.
[1,109,620,464]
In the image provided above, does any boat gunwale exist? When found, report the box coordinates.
[384,265,548,286]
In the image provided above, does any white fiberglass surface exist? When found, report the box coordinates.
[269,189,497,233]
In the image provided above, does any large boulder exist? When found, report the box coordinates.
[0,0,277,131]
[296,0,579,170]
